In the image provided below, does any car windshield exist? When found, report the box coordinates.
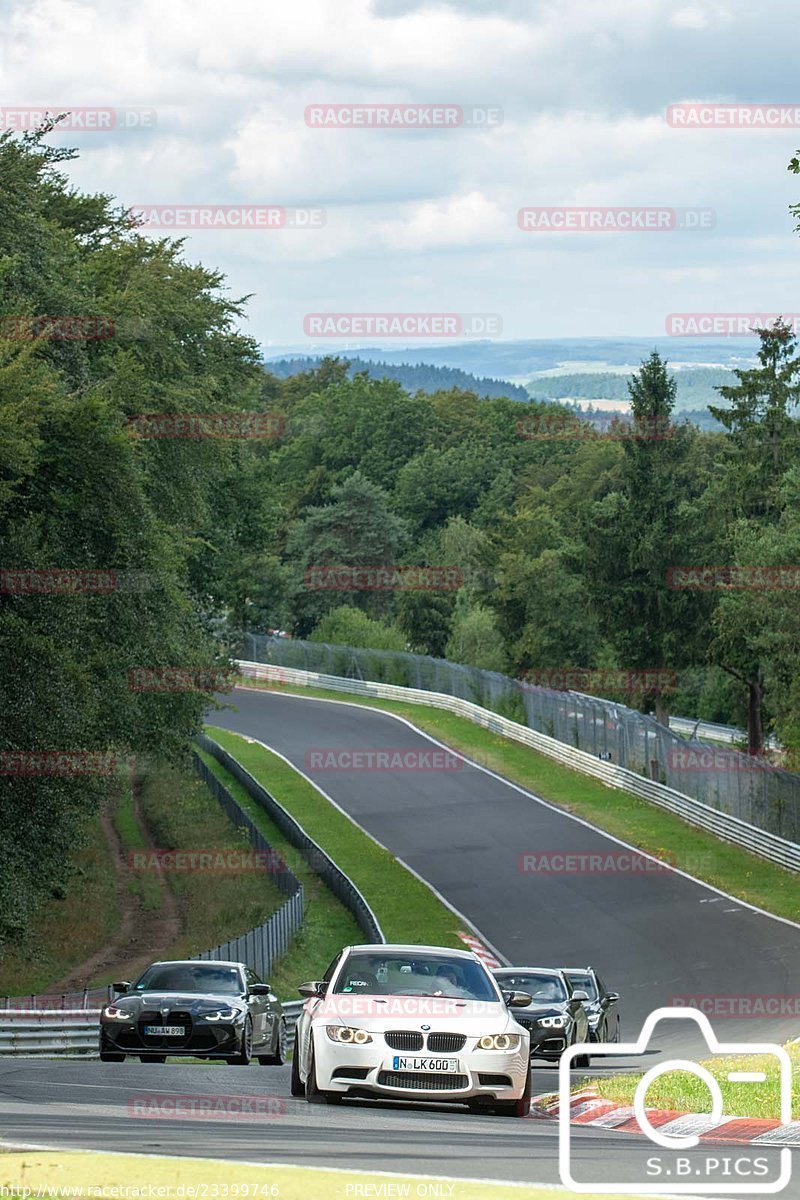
[333,952,499,1001]
[496,972,568,1002]
[565,972,598,999]
[132,964,243,995]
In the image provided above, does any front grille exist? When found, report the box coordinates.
[377,1070,467,1091]
[478,1073,513,1087]
[167,1010,192,1024]
[139,1010,161,1023]
[384,1031,424,1051]
[332,1067,370,1080]
[427,1033,466,1053]
[514,1017,533,1029]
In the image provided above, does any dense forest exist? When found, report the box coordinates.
[2,129,800,947]
[266,356,530,401]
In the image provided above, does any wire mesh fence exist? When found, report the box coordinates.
[241,633,800,845]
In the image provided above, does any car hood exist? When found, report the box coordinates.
[310,995,519,1034]
[112,992,247,1012]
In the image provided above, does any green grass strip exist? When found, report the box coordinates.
[204,726,470,953]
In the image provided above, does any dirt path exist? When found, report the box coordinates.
[49,779,182,994]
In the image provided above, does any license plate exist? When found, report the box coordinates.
[144,1025,185,1036]
[392,1055,458,1072]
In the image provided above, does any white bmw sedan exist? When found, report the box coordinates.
[290,944,532,1116]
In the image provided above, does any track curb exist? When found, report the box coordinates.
[530,1087,800,1145]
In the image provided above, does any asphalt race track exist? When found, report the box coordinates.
[3,685,798,1190]
[213,688,800,1055]
[0,1059,793,1191]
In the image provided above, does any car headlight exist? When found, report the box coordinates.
[537,1015,568,1029]
[102,1005,134,1020]
[203,1008,242,1022]
[326,1025,373,1044]
[476,1033,521,1050]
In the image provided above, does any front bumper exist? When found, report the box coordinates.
[513,1017,571,1059]
[313,1030,529,1101]
[101,1016,244,1057]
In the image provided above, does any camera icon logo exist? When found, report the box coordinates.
[558,1006,792,1194]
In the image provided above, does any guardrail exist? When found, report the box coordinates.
[197,732,385,942]
[234,660,800,874]
[668,715,780,750]
[0,1000,306,1058]
[191,750,305,980]
[242,634,799,845]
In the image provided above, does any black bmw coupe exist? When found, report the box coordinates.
[99,959,286,1065]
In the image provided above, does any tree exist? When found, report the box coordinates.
[284,471,409,634]
[584,352,709,724]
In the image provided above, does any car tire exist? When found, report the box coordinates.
[290,1045,305,1096]
[495,1062,531,1118]
[227,1017,253,1066]
[139,1055,167,1063]
[304,1042,340,1103]
[259,1019,287,1066]
[574,1052,591,1069]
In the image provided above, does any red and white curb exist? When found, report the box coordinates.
[531,1088,800,1145]
[457,931,502,970]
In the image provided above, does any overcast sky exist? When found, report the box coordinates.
[3,0,800,349]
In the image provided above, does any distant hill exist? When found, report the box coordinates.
[527,367,736,411]
[264,356,529,401]
[261,337,760,379]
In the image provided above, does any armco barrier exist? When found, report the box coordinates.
[234,660,800,874]
[0,1000,306,1057]
[191,750,305,979]
[243,634,799,845]
[197,732,385,941]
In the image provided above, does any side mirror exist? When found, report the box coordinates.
[605,991,620,1004]
[572,990,590,1001]
[503,990,533,1008]
[112,981,131,995]
[248,984,271,996]
[298,980,327,998]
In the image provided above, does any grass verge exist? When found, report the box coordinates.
[113,789,163,914]
[195,746,363,999]
[0,810,120,998]
[590,1040,800,1121]
[204,726,470,952]
[229,682,799,923]
[0,1149,633,1200]
[136,759,287,963]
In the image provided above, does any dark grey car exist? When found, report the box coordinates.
[562,966,620,1044]
[493,967,591,1066]
[99,959,287,1065]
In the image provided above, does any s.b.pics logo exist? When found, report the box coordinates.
[558,1007,792,1194]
